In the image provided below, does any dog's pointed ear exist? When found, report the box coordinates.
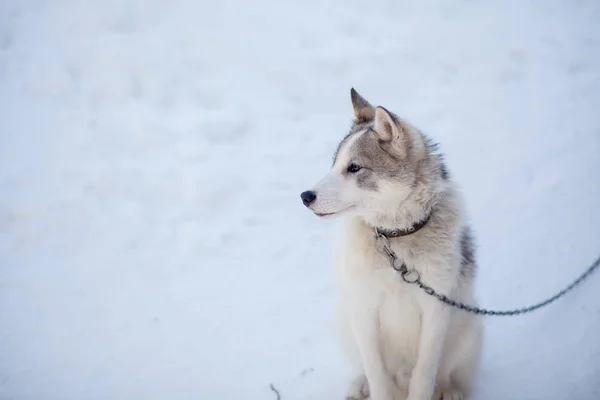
[350,88,375,122]
[373,106,409,158]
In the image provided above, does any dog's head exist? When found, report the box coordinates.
[300,89,430,222]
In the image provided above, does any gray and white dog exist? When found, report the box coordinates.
[300,89,483,400]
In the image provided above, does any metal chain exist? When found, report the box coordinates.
[375,231,600,316]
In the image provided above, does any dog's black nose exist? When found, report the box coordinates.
[300,190,317,207]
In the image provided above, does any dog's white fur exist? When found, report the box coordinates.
[302,90,483,400]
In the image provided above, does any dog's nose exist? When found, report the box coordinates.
[300,190,317,207]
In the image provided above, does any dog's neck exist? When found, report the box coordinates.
[375,212,431,238]
[362,183,443,234]
[363,201,432,233]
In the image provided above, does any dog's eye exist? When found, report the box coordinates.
[347,163,362,173]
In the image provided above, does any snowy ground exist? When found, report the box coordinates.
[1,0,600,399]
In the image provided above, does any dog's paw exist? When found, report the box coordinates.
[433,387,464,400]
[345,374,369,400]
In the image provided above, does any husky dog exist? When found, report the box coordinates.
[300,89,483,400]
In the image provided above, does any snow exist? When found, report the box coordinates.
[1,0,600,399]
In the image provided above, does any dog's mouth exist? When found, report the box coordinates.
[314,206,355,218]
[315,212,336,217]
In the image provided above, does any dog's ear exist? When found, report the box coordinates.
[373,106,410,158]
[350,88,375,123]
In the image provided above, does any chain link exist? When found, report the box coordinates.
[375,231,600,316]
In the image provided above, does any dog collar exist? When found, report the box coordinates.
[375,213,432,238]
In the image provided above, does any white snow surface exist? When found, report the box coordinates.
[1,0,600,399]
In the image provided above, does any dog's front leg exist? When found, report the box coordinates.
[407,296,450,400]
[350,307,400,400]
